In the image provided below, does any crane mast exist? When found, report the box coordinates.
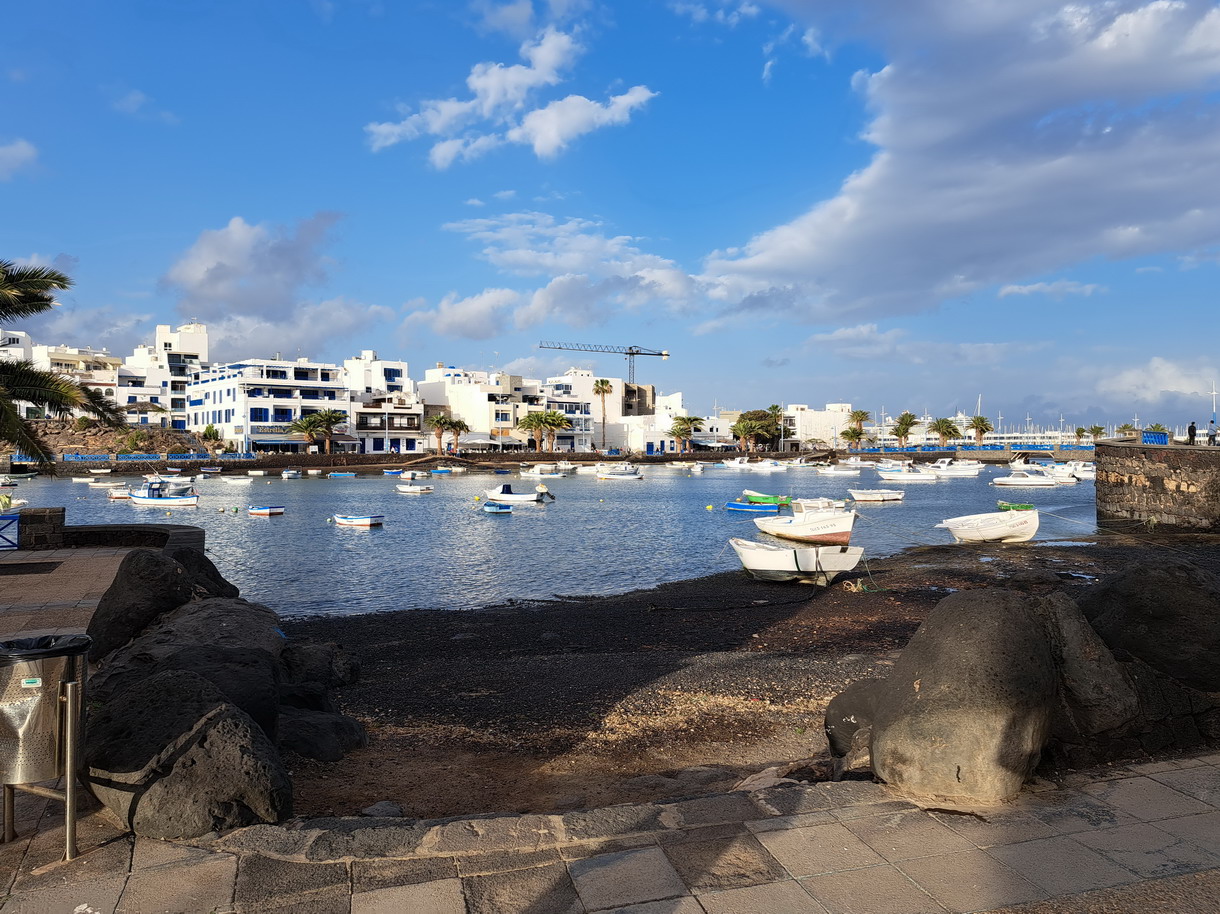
[537,341,669,384]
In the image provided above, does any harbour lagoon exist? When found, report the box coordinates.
[13,464,1097,617]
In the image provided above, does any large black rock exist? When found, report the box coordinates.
[279,640,360,689]
[825,678,885,757]
[1078,560,1220,692]
[85,671,292,840]
[870,589,1057,804]
[279,707,368,763]
[87,549,194,661]
[166,546,240,599]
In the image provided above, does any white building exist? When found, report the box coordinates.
[547,368,673,452]
[119,322,211,429]
[344,350,425,454]
[417,364,542,449]
[783,403,855,449]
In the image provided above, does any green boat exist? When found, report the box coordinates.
[997,500,1035,511]
[742,489,793,506]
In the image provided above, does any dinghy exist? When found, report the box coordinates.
[729,537,864,585]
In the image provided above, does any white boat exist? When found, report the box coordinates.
[333,514,383,527]
[106,489,130,500]
[1045,465,1080,485]
[248,470,268,476]
[816,465,861,476]
[841,456,878,468]
[485,483,543,504]
[521,464,567,478]
[992,467,1057,487]
[281,469,303,479]
[848,489,905,502]
[1065,460,1095,480]
[729,538,864,585]
[129,490,199,508]
[87,480,125,488]
[753,502,857,545]
[595,462,643,480]
[927,458,982,477]
[132,479,196,497]
[395,483,435,494]
[222,476,255,486]
[402,470,431,479]
[437,465,467,474]
[248,505,285,516]
[71,477,92,483]
[88,468,112,475]
[718,456,754,469]
[876,466,938,482]
[937,509,1039,544]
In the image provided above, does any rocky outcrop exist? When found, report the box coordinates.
[85,672,292,839]
[87,549,195,662]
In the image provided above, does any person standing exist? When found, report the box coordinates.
[1187,421,1197,445]
[1208,420,1217,446]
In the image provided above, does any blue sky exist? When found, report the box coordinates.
[5,0,1220,429]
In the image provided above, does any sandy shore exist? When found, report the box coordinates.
[280,536,1220,820]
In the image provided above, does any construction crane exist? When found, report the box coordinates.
[537,341,669,384]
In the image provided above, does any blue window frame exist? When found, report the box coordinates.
[250,408,269,422]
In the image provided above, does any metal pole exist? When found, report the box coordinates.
[62,680,79,861]
[3,785,14,843]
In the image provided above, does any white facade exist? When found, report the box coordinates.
[417,364,542,448]
[120,322,211,429]
[783,403,855,449]
[343,351,425,454]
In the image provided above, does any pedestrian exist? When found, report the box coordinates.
[1187,421,1197,445]
[1208,420,1217,446]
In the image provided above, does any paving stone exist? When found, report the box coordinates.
[131,838,221,870]
[744,811,835,834]
[1080,776,1213,821]
[655,824,751,846]
[754,823,885,878]
[236,886,351,913]
[1071,822,1220,879]
[925,808,1057,847]
[464,861,583,914]
[0,875,128,914]
[895,850,1046,913]
[351,856,459,893]
[0,835,33,895]
[814,781,897,810]
[661,834,786,893]
[351,878,465,914]
[568,847,687,911]
[562,806,667,842]
[751,785,835,817]
[304,820,433,861]
[800,863,947,914]
[1150,766,1220,807]
[1152,811,1220,855]
[234,855,349,905]
[840,809,975,863]
[11,828,133,895]
[986,835,1138,896]
[700,878,830,914]
[602,898,706,914]
[117,853,237,913]
[456,846,564,876]
[1018,789,1137,835]
[826,800,919,823]
[429,814,564,854]
[560,836,659,861]
[659,795,759,829]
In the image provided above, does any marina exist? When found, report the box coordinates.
[10,463,1097,616]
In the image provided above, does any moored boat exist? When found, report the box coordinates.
[729,537,864,585]
[876,466,937,482]
[248,505,285,516]
[89,468,113,475]
[222,476,255,486]
[382,469,403,476]
[848,489,905,502]
[936,509,1039,543]
[327,472,357,478]
[485,483,543,504]
[996,500,1035,511]
[725,500,780,513]
[753,501,857,544]
[991,467,1057,487]
[395,483,435,494]
[483,502,513,514]
[742,489,793,505]
[333,514,383,526]
[816,465,861,476]
[282,468,303,479]
[200,466,223,473]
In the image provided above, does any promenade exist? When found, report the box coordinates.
[1,548,1218,913]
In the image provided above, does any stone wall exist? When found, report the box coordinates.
[16,508,205,552]
[1095,441,1220,531]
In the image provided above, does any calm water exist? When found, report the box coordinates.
[14,465,1096,617]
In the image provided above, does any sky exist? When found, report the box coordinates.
[5,0,1220,431]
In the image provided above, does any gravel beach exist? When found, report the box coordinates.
[280,536,1220,820]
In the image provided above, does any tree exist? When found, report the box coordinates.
[1,260,125,464]
[1074,427,1087,445]
[767,404,785,447]
[448,418,471,453]
[1088,425,1105,441]
[593,378,613,451]
[1146,422,1168,433]
[425,414,452,453]
[848,409,871,434]
[890,411,918,447]
[730,418,766,452]
[1116,422,1137,437]
[669,416,705,454]
[515,412,546,451]
[307,408,347,454]
[287,413,325,452]
[201,424,221,442]
[538,410,572,451]
[840,427,866,450]
[927,417,962,447]
[966,415,994,445]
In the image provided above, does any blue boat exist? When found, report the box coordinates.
[327,472,357,478]
[494,468,511,474]
[483,502,513,514]
[432,468,453,475]
[725,501,779,513]
[382,469,403,476]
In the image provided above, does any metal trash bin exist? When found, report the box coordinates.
[0,634,91,861]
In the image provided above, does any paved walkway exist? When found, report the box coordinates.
[1,548,1219,913]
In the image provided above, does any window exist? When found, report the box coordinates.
[250,408,269,422]
[384,368,402,381]
[495,411,511,422]
[273,408,293,423]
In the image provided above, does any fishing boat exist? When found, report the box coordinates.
[333,514,383,527]
[248,505,285,516]
[793,497,848,510]
[521,463,566,478]
[1,471,38,480]
[848,489,905,502]
[483,502,513,514]
[327,472,357,478]
[128,484,199,508]
[876,466,938,482]
[742,489,793,505]
[991,467,1057,487]
[395,483,435,494]
[107,489,131,500]
[222,476,255,486]
[937,509,1039,544]
[997,500,1035,511]
[596,462,643,480]
[1045,465,1080,485]
[927,458,983,477]
[436,465,467,474]
[753,502,857,544]
[729,537,864,585]
[816,465,861,476]
[281,468,303,479]
[431,467,452,475]
[402,470,431,479]
[382,468,403,476]
[725,500,780,513]
[485,483,542,504]
[135,477,196,496]
[200,466,223,473]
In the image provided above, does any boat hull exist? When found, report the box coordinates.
[753,510,856,545]
[937,510,1039,544]
[729,538,864,585]
[129,495,199,507]
[248,506,285,516]
[333,514,383,526]
[726,501,779,513]
[848,489,904,502]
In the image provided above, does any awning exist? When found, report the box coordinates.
[692,438,736,448]
[459,434,500,445]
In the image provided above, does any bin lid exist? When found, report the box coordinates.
[0,634,92,665]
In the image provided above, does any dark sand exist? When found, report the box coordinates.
[280,537,1220,820]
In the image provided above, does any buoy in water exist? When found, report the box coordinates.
[705,505,714,511]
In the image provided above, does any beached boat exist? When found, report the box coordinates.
[729,537,864,585]
[482,502,513,514]
[991,467,1057,487]
[395,483,435,494]
[848,489,905,502]
[742,489,793,505]
[248,505,285,516]
[485,483,543,504]
[333,514,383,527]
[753,502,857,544]
[937,509,1039,544]
[1,471,38,480]
[222,476,255,486]
[876,466,938,482]
[725,500,780,513]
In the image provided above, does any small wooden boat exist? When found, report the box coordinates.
[754,502,857,544]
[248,505,285,516]
[222,476,255,486]
[129,492,199,507]
[848,489,905,502]
[742,489,793,506]
[483,502,513,514]
[729,537,864,585]
[997,500,1035,511]
[200,466,223,473]
[71,477,92,483]
[937,510,1039,543]
[382,469,403,475]
[395,484,434,494]
[726,500,780,513]
[89,468,113,475]
[107,489,131,500]
[2,471,38,480]
[282,469,303,479]
[485,483,542,504]
[327,472,357,478]
[431,468,452,475]
[403,470,431,479]
[333,514,383,527]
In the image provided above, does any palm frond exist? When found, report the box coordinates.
[0,396,56,465]
[0,360,87,411]
[80,385,128,427]
[0,260,73,323]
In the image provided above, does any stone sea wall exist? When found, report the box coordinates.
[1095,441,1220,531]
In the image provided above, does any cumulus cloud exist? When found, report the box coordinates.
[808,322,1047,366]
[702,0,1220,323]
[670,1,761,27]
[0,139,37,179]
[997,280,1105,298]
[204,297,395,361]
[1097,356,1216,403]
[404,288,522,339]
[364,26,655,166]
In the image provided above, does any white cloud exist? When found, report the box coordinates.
[997,280,1105,298]
[110,88,179,124]
[493,189,518,199]
[702,0,1220,323]
[205,297,395,361]
[506,86,657,157]
[1097,356,1215,403]
[405,288,521,339]
[465,197,486,207]
[671,1,760,28]
[0,139,37,180]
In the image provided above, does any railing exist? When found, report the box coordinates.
[1142,431,1169,445]
[61,454,110,462]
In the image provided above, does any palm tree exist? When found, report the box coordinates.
[729,418,766,452]
[840,427,866,451]
[669,416,705,454]
[1074,427,1087,445]
[515,412,547,451]
[593,379,613,451]
[1088,425,1105,441]
[890,411,918,447]
[307,408,347,454]
[765,404,785,448]
[538,410,572,452]
[966,415,994,445]
[1116,422,1137,438]
[1146,422,1168,433]
[927,418,962,447]
[448,418,471,454]
[288,413,325,452]
[848,409,871,434]
[1,260,124,464]
[425,414,452,454]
